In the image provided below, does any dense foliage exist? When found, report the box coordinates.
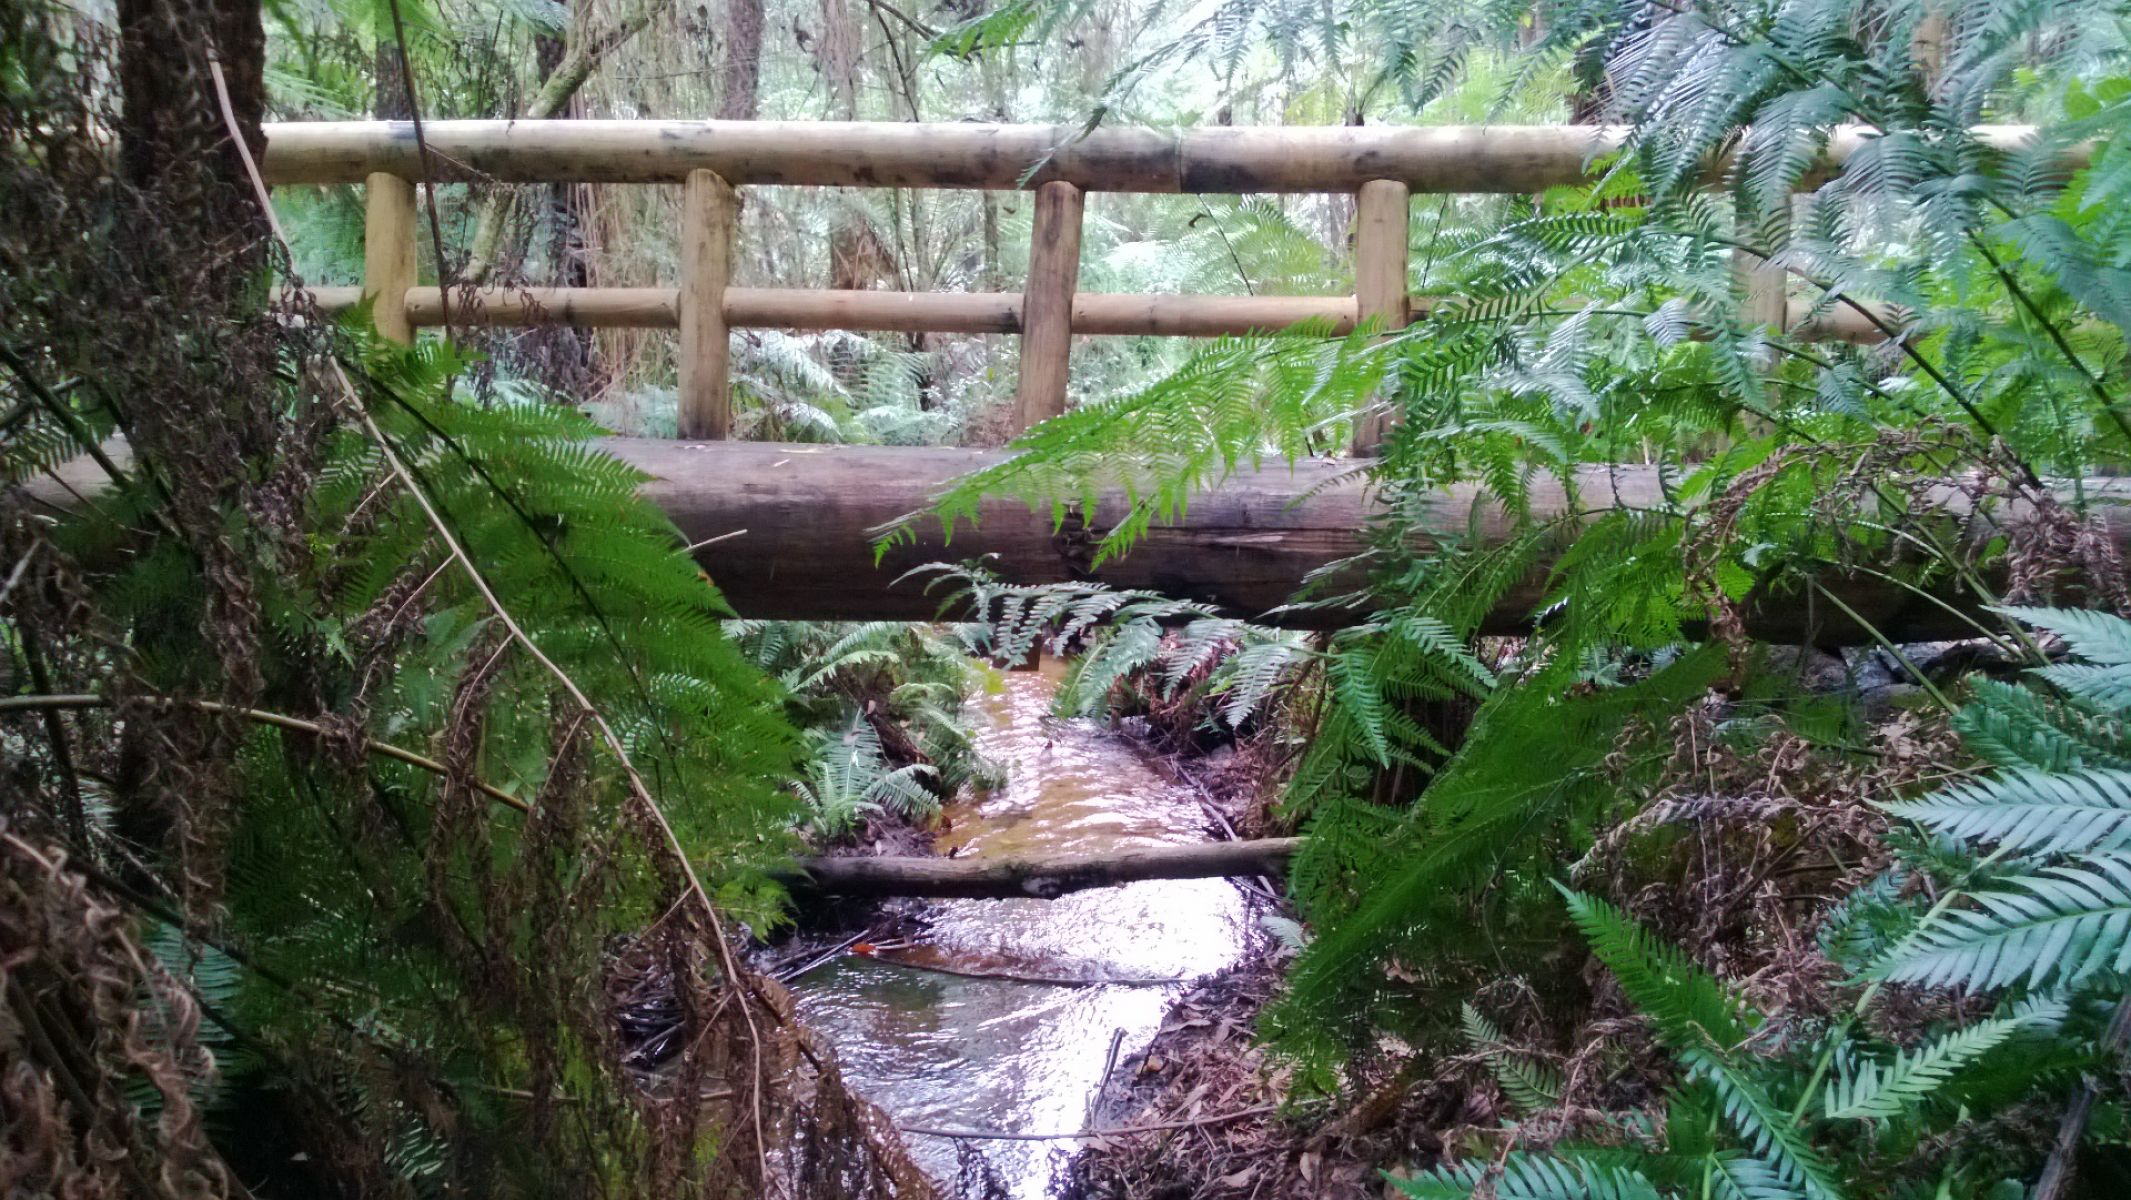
[14,0,2131,1194]
[1,2,928,1193]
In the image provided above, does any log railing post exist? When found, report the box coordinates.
[362,172,417,343]
[679,169,737,440]
[1349,178,1411,455]
[1013,180,1085,432]
[1735,248,1789,334]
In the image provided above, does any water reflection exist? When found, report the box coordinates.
[791,665,1251,1197]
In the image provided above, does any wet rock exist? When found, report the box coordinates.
[1764,645,1850,692]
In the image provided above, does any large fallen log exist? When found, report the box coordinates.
[604,441,2131,643]
[30,440,2131,641]
[781,837,1305,899]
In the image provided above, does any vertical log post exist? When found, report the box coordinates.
[362,172,417,344]
[1734,248,1789,333]
[1014,180,1085,432]
[680,169,737,440]
[1350,178,1411,455]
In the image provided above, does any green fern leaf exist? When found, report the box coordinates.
[1562,889,1757,1053]
[1820,1017,2025,1119]
[1882,768,2131,854]
[1393,1152,1665,1200]
[1878,854,2131,991]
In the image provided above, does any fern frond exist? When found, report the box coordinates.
[1393,1152,1665,1200]
[1461,1003,1566,1114]
[1563,889,1757,1053]
[1819,1017,2025,1119]
[1878,854,2131,991]
[1882,768,2131,854]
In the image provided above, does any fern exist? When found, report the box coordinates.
[1875,606,2131,995]
[793,714,942,836]
[1884,768,2131,854]
[1820,1018,2025,1118]
[1877,855,2131,992]
[1563,890,1758,1055]
[1461,1004,1567,1114]
[1394,1152,1665,1200]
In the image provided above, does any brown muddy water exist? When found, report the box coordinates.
[791,665,1254,1196]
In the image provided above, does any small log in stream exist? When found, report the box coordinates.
[780,837,1304,899]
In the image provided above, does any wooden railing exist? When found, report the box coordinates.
[268,119,2041,445]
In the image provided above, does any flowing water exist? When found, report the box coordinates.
[790,665,1254,1196]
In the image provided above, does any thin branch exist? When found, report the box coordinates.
[855,0,939,42]
[1966,230,2131,447]
[0,344,136,492]
[0,539,40,607]
[16,635,87,845]
[0,693,529,813]
[383,0,456,341]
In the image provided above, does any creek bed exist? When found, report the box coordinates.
[791,665,1253,1196]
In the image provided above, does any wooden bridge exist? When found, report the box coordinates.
[260,119,2081,639]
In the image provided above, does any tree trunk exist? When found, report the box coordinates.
[374,42,414,121]
[461,2,658,283]
[719,0,766,121]
[117,0,268,260]
[781,838,1305,899]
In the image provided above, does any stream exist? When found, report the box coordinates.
[790,665,1254,1196]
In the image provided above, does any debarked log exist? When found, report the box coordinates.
[779,837,1305,899]
[28,440,2131,642]
[259,120,2061,194]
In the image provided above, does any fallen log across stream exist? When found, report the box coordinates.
[779,837,1305,899]
[609,442,2131,642]
[31,440,2131,642]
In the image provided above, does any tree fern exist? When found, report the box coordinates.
[1877,855,2131,992]
[1952,677,2131,773]
[1394,1152,1666,1200]
[793,715,942,836]
[1884,768,2131,854]
[1877,606,2131,994]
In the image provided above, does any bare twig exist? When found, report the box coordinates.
[0,539,41,607]
[2034,990,2131,1200]
[382,0,457,340]
[0,693,529,813]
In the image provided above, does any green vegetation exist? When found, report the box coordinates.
[11,0,2131,1194]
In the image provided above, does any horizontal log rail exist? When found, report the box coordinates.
[301,284,1886,342]
[780,837,1305,899]
[277,118,2049,443]
[32,440,2131,642]
[262,120,2055,192]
